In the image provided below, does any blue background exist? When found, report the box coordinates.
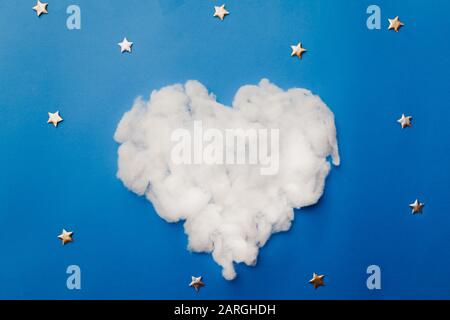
[0,0,449,299]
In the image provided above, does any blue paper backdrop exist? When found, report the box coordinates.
[0,0,449,299]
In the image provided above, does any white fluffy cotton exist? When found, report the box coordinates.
[114,79,339,280]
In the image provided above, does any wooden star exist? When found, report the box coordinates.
[47,111,63,127]
[291,43,307,59]
[58,229,74,245]
[118,38,133,53]
[189,276,205,292]
[409,199,424,214]
[213,4,229,20]
[388,16,404,32]
[32,1,48,17]
[397,114,412,129]
[309,273,325,289]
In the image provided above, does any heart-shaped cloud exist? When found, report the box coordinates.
[114,79,339,280]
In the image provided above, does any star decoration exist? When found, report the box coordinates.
[397,113,412,129]
[47,111,63,127]
[309,273,325,289]
[32,1,48,17]
[291,43,307,59]
[409,199,424,214]
[388,16,404,32]
[189,276,205,292]
[213,4,229,20]
[118,38,133,53]
[58,229,74,245]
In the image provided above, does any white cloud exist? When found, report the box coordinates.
[114,79,340,280]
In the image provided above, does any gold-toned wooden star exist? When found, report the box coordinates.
[409,199,424,214]
[47,111,63,127]
[213,4,229,20]
[388,16,404,32]
[118,38,133,53]
[309,273,325,289]
[189,276,205,292]
[58,229,74,245]
[397,113,412,129]
[291,43,307,59]
[32,1,48,17]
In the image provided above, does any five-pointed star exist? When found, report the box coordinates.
[397,113,412,129]
[118,38,133,53]
[409,199,425,214]
[213,4,229,20]
[58,229,74,245]
[32,1,48,17]
[291,43,307,59]
[189,276,205,292]
[388,16,405,32]
[47,111,63,127]
[309,273,325,289]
